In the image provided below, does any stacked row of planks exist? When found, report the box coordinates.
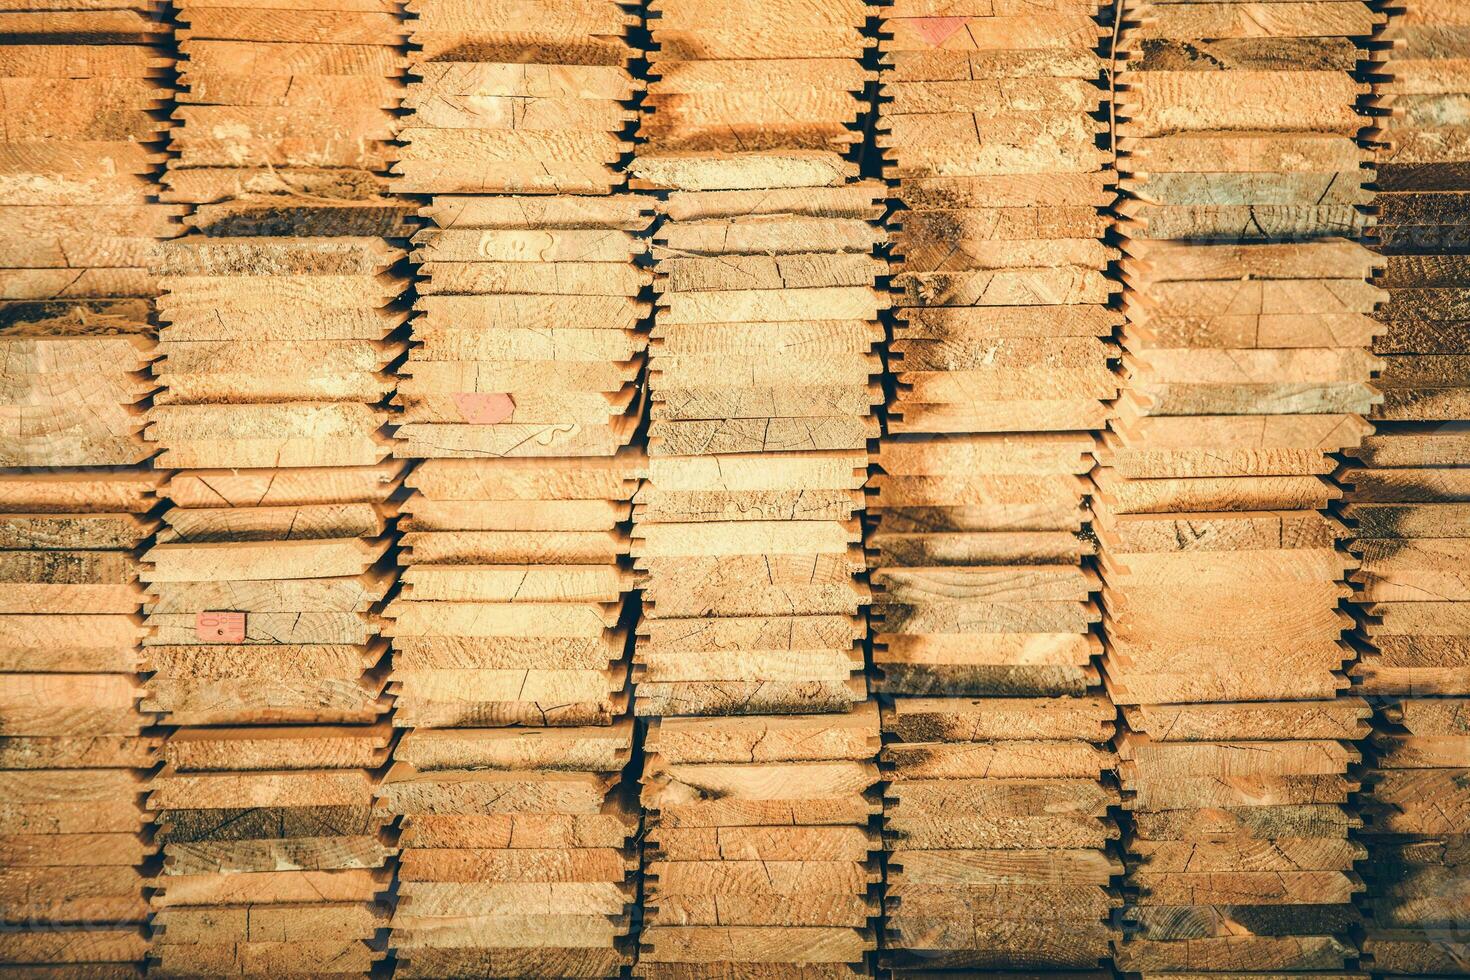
[631,0,884,972]
[1350,0,1470,974]
[382,0,644,975]
[875,0,1121,972]
[1,0,1468,977]
[0,0,173,973]
[1105,0,1381,972]
[142,0,411,973]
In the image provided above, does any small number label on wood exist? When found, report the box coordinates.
[196,611,246,643]
[453,392,516,424]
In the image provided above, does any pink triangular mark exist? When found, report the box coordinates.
[913,16,969,46]
[453,392,517,424]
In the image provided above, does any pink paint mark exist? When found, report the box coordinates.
[912,16,970,46]
[196,611,246,643]
[453,392,516,424]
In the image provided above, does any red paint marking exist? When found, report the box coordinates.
[912,16,969,45]
[453,392,517,424]
[196,611,245,643]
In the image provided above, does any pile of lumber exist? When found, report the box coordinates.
[630,0,882,972]
[380,723,638,977]
[142,459,403,976]
[392,0,648,459]
[160,0,412,238]
[13,0,1470,972]
[881,697,1118,971]
[631,0,880,721]
[147,237,406,470]
[881,0,1117,437]
[0,1,175,310]
[383,458,642,975]
[393,0,638,197]
[874,0,1121,971]
[147,725,394,975]
[1104,0,1381,972]
[0,469,159,975]
[640,709,882,976]
[384,0,645,974]
[1348,2,1470,973]
[141,2,410,974]
[0,0,175,972]
[871,440,1120,973]
[388,458,640,730]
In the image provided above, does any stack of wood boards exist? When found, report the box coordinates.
[630,1,881,722]
[874,1,1122,971]
[630,0,883,973]
[146,723,394,976]
[639,709,883,978]
[160,0,414,238]
[0,1,177,313]
[872,444,1120,973]
[1104,0,1382,973]
[391,0,648,459]
[10,0,1469,971]
[0,468,159,976]
[141,437,402,974]
[0,1,176,973]
[880,0,1118,437]
[879,697,1120,974]
[1347,1,1470,973]
[380,724,638,978]
[392,0,638,197]
[383,1,645,974]
[140,3,410,974]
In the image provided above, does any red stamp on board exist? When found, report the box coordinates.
[196,611,246,643]
[453,392,516,424]
[913,16,969,46]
